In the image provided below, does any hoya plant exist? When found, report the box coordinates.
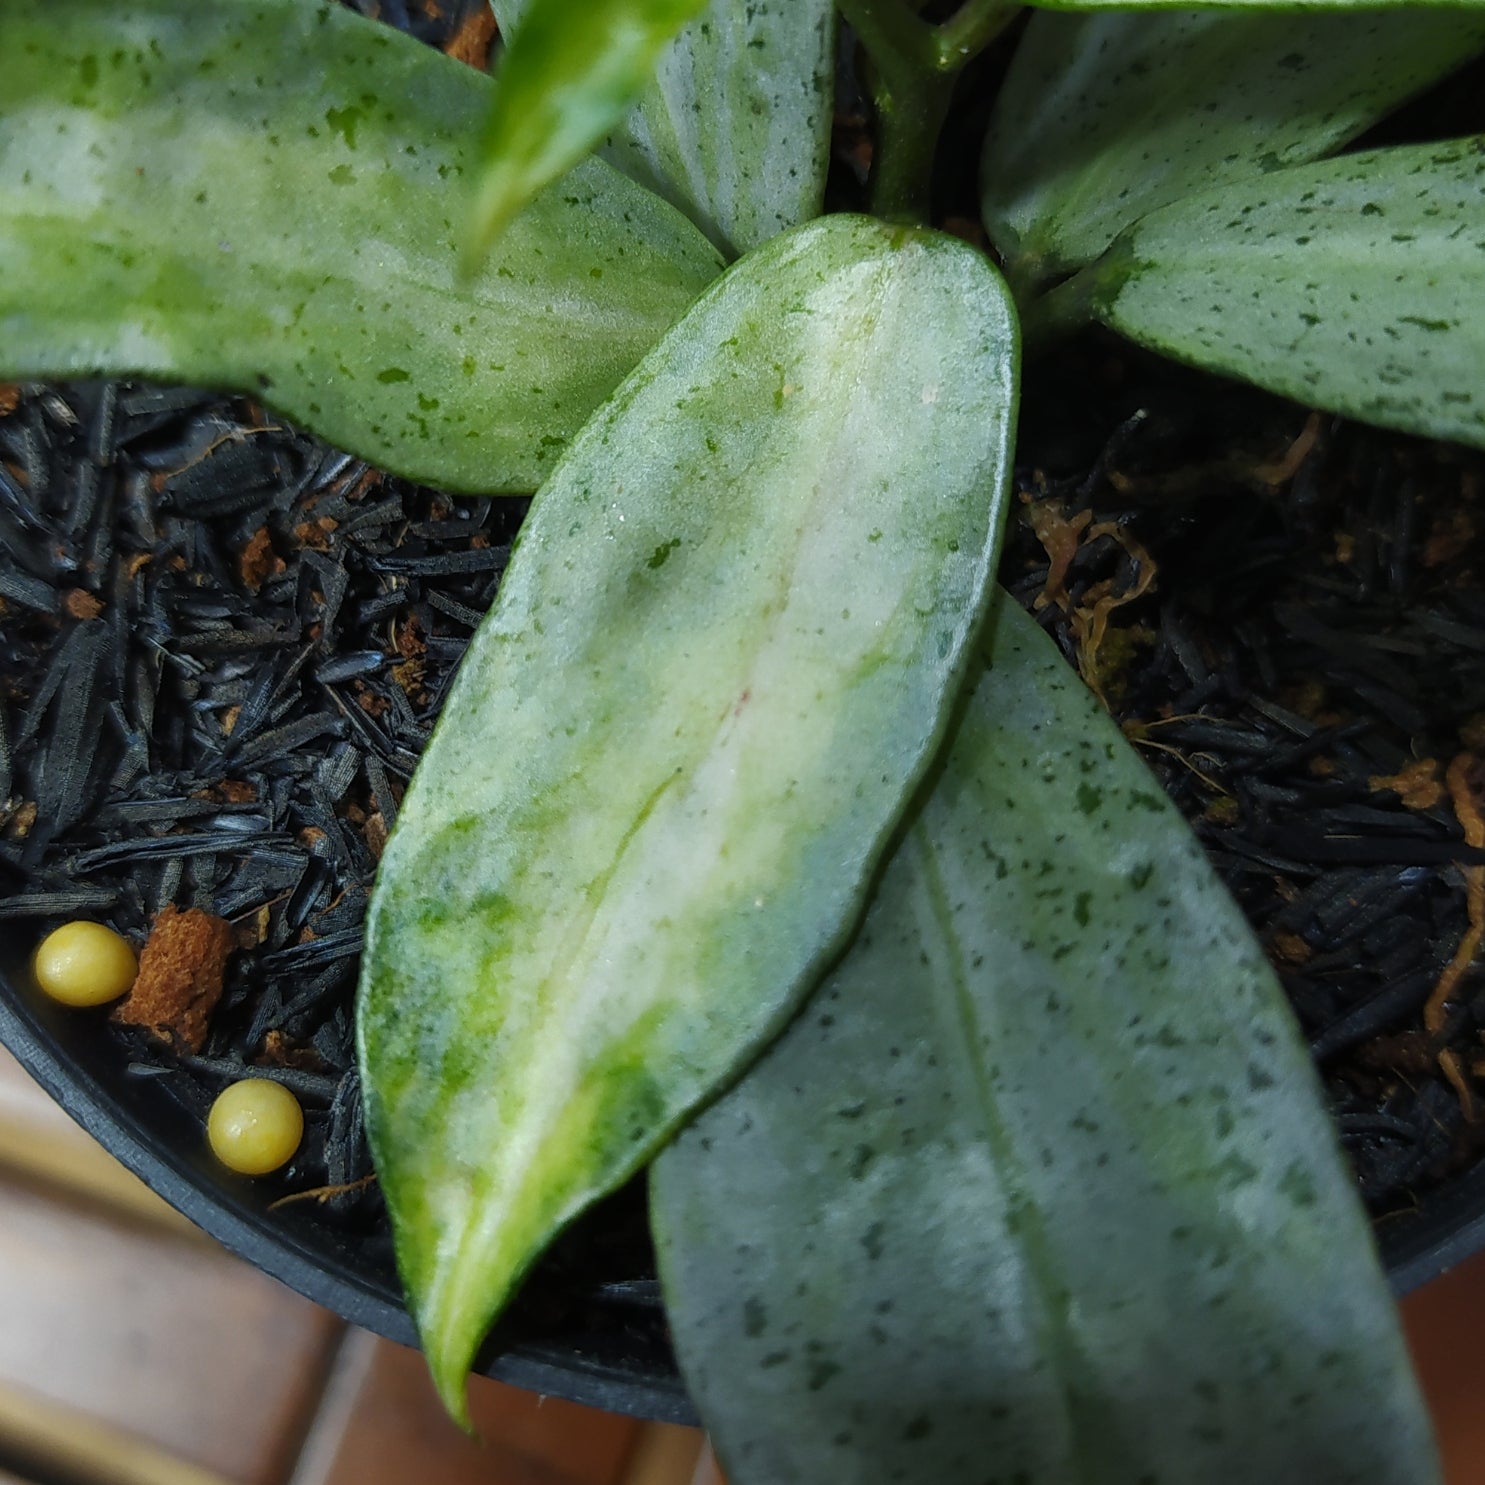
[4,0,1485,1479]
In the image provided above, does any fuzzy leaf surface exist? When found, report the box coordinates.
[467,0,707,260]
[0,0,723,493]
[1083,136,1485,451]
[983,11,1485,284]
[653,594,1440,1485]
[493,0,835,256]
[357,215,1018,1418]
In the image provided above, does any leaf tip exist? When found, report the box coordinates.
[460,173,525,280]
[392,1160,529,1435]
[429,1353,477,1432]
[416,1273,486,1431]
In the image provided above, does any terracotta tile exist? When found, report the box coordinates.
[0,1044,194,1233]
[1403,1251,1485,1485]
[0,1381,235,1485]
[617,1425,707,1485]
[291,1332,640,1485]
[0,1176,340,1485]
[692,1446,726,1485]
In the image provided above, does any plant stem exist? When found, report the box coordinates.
[1017,266,1100,354]
[867,81,955,224]
[837,0,1022,225]
[934,0,1019,71]
[836,0,937,82]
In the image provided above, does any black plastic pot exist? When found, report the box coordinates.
[0,952,697,1425]
[1377,1153,1485,1296]
[6,938,1485,1431]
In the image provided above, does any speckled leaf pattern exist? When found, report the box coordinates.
[492,0,835,256]
[467,0,707,259]
[652,594,1440,1485]
[358,216,1018,1419]
[1083,136,1485,452]
[0,0,723,494]
[982,12,1485,285]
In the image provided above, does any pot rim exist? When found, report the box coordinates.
[5,949,1480,1423]
[0,972,698,1426]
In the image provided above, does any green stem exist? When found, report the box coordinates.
[837,0,1022,224]
[1017,266,1100,355]
[872,84,953,225]
[836,0,937,82]
[934,0,1020,71]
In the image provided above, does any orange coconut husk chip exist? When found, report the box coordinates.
[113,905,235,1052]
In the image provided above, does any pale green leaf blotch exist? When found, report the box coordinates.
[357,215,1019,1420]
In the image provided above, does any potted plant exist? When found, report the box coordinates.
[3,0,1484,1478]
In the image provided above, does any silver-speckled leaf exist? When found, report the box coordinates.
[1083,136,1485,451]
[492,0,835,255]
[358,215,1018,1419]
[0,0,723,493]
[983,11,1485,285]
[653,593,1440,1485]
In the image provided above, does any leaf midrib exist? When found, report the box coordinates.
[910,820,1097,1481]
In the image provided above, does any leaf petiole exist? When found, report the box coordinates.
[838,0,1020,223]
[933,0,1020,71]
[1016,262,1102,352]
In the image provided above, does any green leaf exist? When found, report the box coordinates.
[982,12,1485,285]
[492,0,835,256]
[0,0,723,494]
[357,215,1018,1421]
[467,0,708,264]
[653,593,1440,1485]
[1077,136,1485,451]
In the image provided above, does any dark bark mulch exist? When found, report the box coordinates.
[4,338,1484,1383]
[4,0,1485,1393]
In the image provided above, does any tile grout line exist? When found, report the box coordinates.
[281,1330,380,1485]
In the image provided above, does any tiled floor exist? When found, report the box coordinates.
[1405,1247,1485,1485]
[290,1335,641,1485]
[0,1045,719,1485]
[0,1179,338,1484]
[1,1038,1481,1484]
